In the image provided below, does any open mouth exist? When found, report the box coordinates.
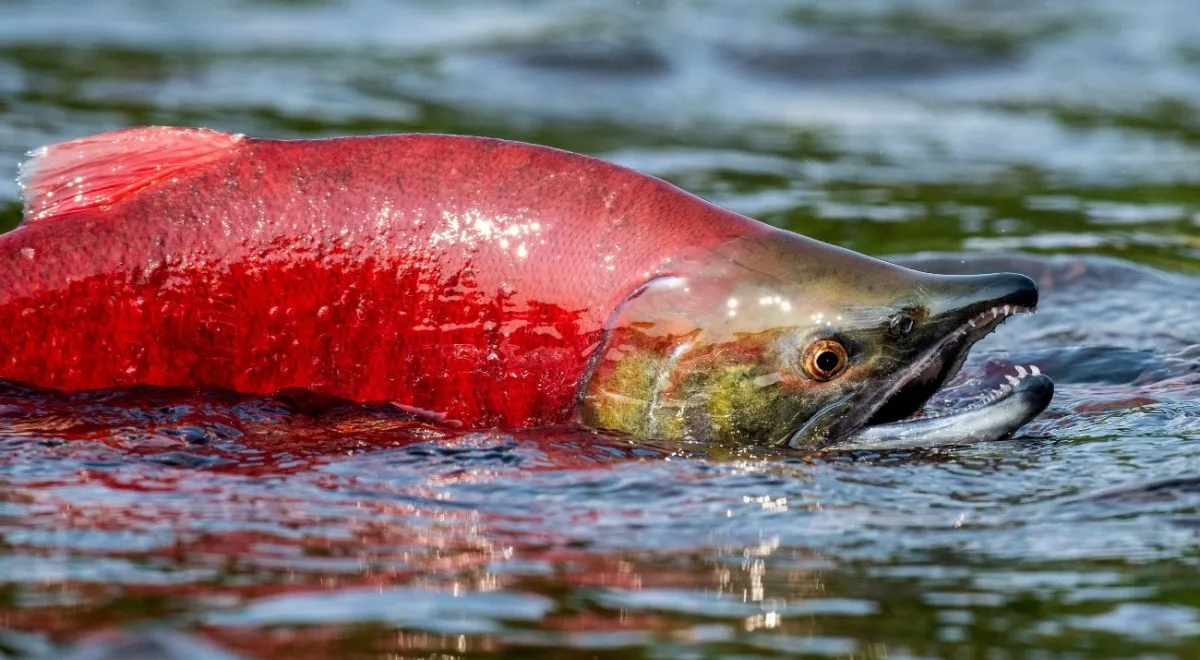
[824,302,1054,450]
[866,303,1032,425]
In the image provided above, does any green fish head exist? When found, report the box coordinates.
[578,229,1041,448]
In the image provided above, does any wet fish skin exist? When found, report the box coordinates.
[3,128,753,428]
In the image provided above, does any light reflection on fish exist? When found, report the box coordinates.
[0,127,1052,449]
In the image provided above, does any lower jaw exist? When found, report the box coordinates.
[832,372,1054,452]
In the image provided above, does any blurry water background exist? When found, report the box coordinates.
[1,0,1200,657]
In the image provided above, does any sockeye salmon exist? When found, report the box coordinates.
[1,127,1052,448]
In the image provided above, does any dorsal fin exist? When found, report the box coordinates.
[17,126,245,223]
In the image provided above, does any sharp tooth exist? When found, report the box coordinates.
[1030,364,1041,375]
[1003,305,1011,315]
[999,384,1011,395]
[1015,365,1028,378]
[968,319,976,328]
[1006,375,1019,386]
[992,308,999,318]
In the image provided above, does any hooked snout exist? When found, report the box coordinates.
[925,272,1038,320]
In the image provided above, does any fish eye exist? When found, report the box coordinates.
[802,338,849,381]
[888,313,915,338]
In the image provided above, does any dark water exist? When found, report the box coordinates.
[2,0,1200,657]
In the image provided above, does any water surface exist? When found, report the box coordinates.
[2,1,1200,657]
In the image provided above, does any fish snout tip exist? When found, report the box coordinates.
[993,271,1038,310]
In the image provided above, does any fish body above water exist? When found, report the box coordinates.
[0,127,1051,447]
[4,128,752,428]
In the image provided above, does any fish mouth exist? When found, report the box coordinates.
[816,301,1053,449]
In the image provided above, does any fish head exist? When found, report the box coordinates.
[578,229,1051,449]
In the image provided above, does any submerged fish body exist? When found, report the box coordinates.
[1,127,1051,447]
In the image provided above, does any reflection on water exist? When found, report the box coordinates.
[3,0,1200,657]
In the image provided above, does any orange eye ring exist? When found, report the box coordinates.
[802,339,849,381]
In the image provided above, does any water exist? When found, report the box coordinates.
[1,0,1200,657]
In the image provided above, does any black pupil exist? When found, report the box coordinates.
[816,350,840,373]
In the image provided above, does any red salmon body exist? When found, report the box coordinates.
[0,128,765,427]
